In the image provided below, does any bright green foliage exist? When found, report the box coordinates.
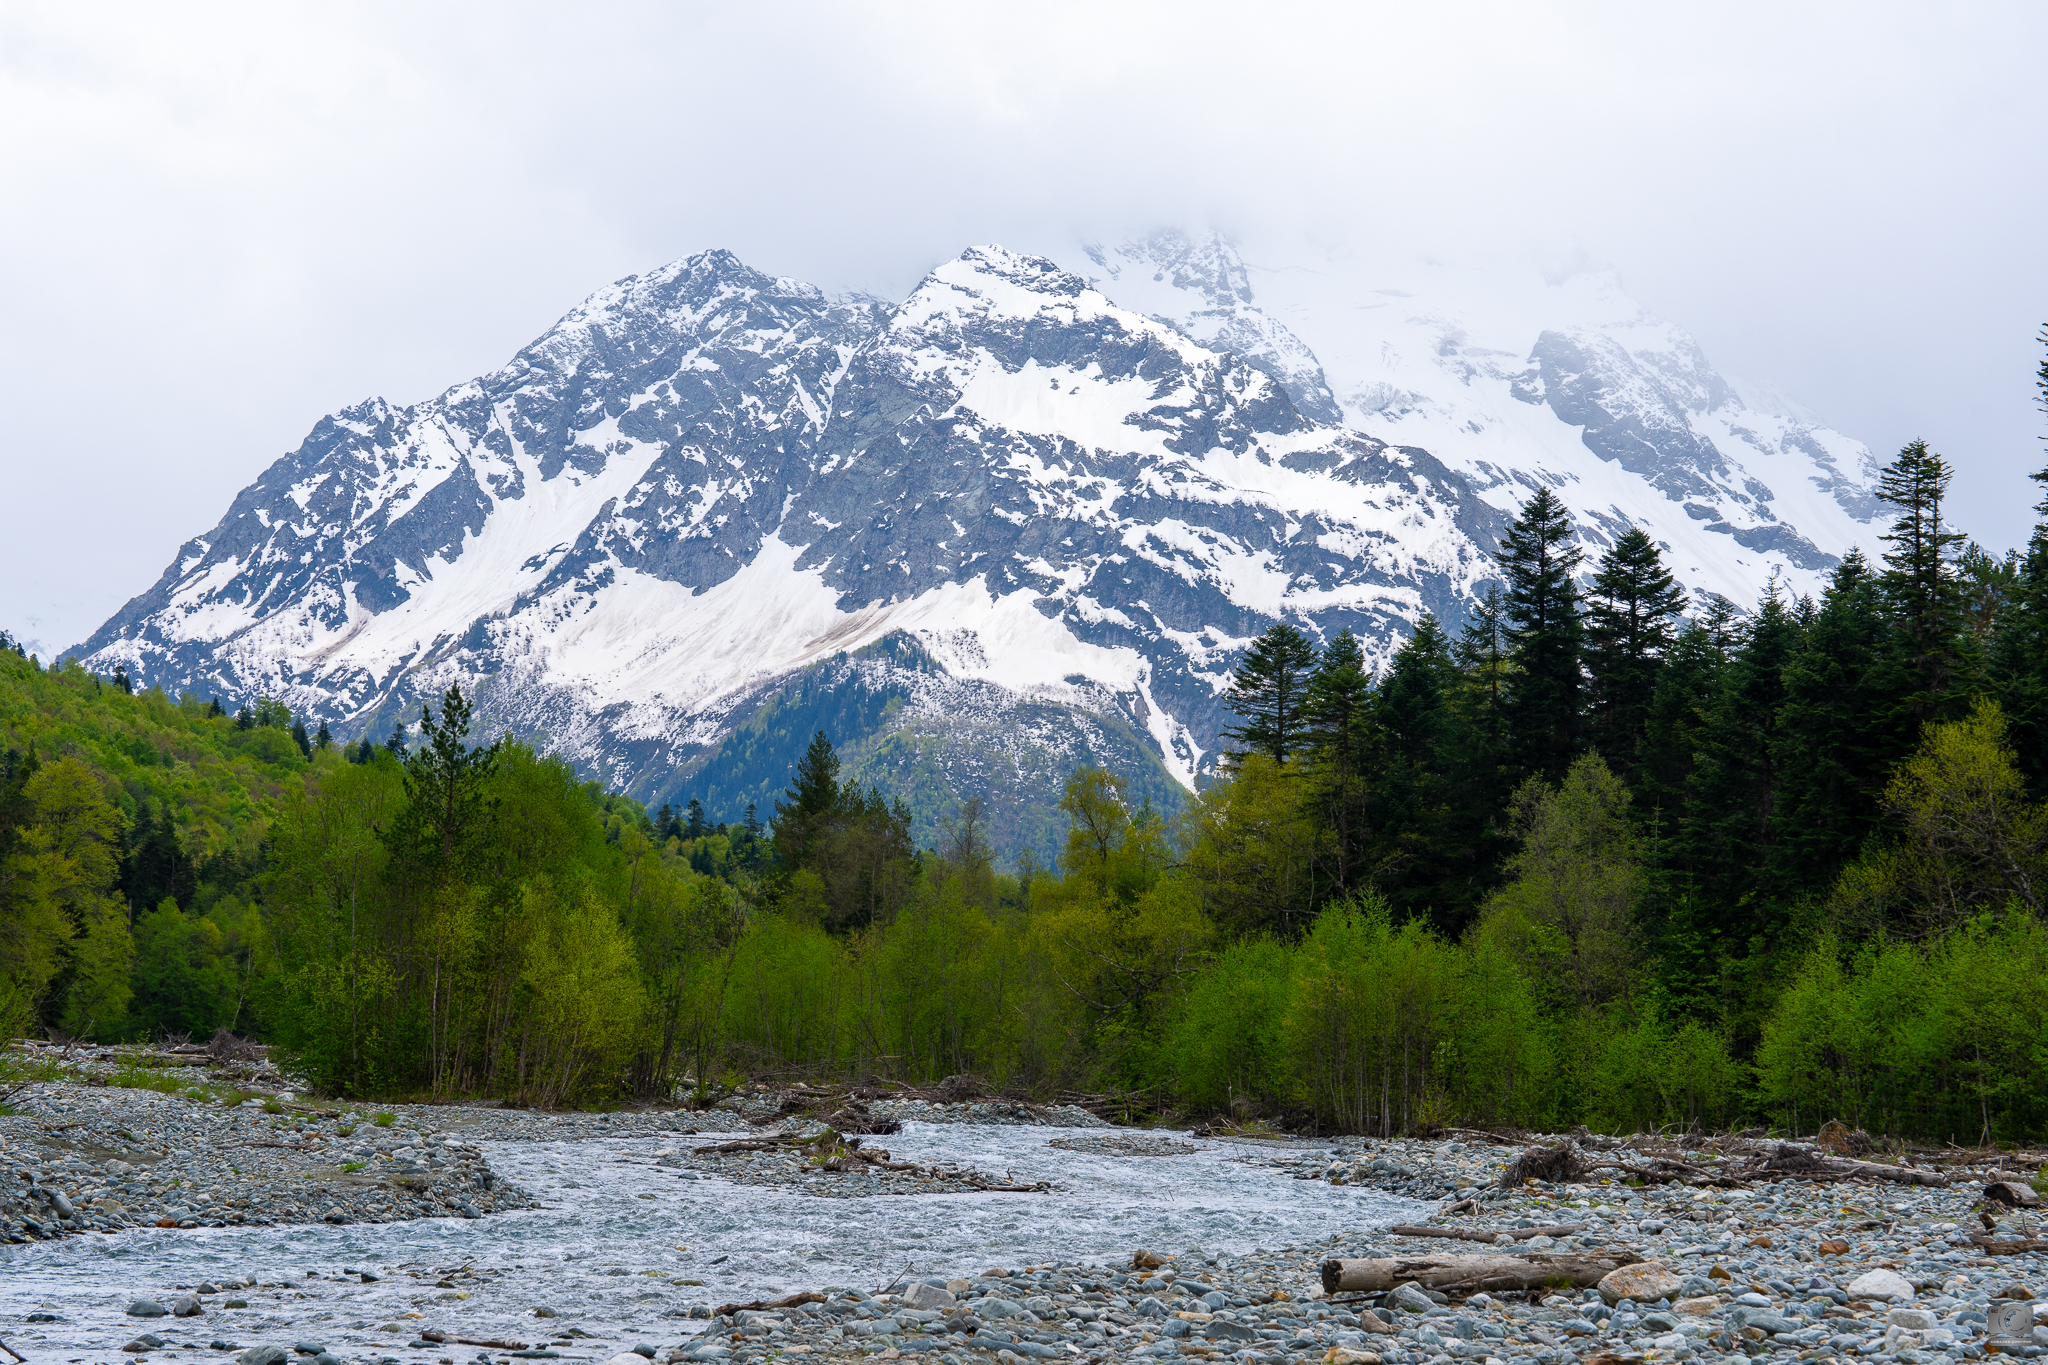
[1829,700,2047,938]
[1478,756,1643,1016]
[128,898,239,1038]
[1755,914,2048,1142]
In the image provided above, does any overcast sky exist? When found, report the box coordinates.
[2,0,2042,655]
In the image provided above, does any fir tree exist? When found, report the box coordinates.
[113,665,132,695]
[1369,616,1482,931]
[1499,487,1584,782]
[290,720,312,758]
[1876,439,1970,727]
[387,685,503,885]
[1583,528,1685,777]
[1994,327,2048,796]
[1672,588,1803,936]
[1303,629,1375,898]
[1772,551,1897,893]
[773,731,841,868]
[384,721,407,756]
[1220,622,1320,764]
[685,797,709,840]
[314,722,331,750]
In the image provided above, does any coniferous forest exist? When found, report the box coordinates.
[4,338,2048,1142]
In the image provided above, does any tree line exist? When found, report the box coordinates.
[3,332,2045,1139]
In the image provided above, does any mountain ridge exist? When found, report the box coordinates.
[73,234,1883,853]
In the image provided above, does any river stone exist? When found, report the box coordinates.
[1204,1321,1257,1342]
[127,1300,170,1318]
[903,1282,956,1310]
[1387,1284,1436,1314]
[239,1348,289,1365]
[1848,1270,1915,1301]
[172,1295,204,1317]
[1324,1349,1380,1365]
[1600,1263,1684,1307]
[978,1299,1025,1320]
[124,1336,167,1352]
[1888,1309,1939,1331]
[606,1355,649,1365]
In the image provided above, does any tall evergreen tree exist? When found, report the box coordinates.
[1368,617,1482,931]
[1303,630,1375,898]
[1637,621,1730,836]
[684,797,709,840]
[1994,327,2048,797]
[1876,439,1970,727]
[1220,622,1320,764]
[773,731,842,868]
[1671,589,1803,933]
[1499,487,1584,782]
[1584,527,1686,777]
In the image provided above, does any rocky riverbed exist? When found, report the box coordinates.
[5,1079,2046,1365]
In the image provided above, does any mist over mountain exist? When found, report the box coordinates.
[73,234,1884,854]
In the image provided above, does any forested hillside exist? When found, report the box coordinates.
[5,338,2047,1142]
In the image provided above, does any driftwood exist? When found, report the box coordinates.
[1389,1223,1586,1244]
[714,1291,827,1317]
[1968,1233,2048,1256]
[692,1130,1050,1193]
[1498,1139,1948,1192]
[419,1332,529,1349]
[1321,1250,1643,1297]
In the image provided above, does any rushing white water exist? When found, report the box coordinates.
[3,1123,1422,1360]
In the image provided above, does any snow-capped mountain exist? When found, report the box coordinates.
[1074,232,1885,609]
[75,244,1502,849]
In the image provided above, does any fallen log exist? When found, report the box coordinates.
[1744,1147,1950,1187]
[1968,1233,2048,1255]
[714,1291,827,1317]
[1389,1223,1585,1244]
[419,1332,529,1349]
[1321,1250,1644,1297]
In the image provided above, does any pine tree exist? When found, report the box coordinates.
[1303,629,1375,898]
[1499,487,1584,782]
[113,665,133,695]
[685,797,709,840]
[1369,616,1481,931]
[388,684,503,883]
[1771,551,1897,893]
[1994,327,2048,796]
[1220,622,1321,764]
[1584,528,1685,777]
[1672,588,1803,935]
[1876,439,1970,727]
[384,721,407,756]
[314,722,331,751]
[773,731,842,868]
[290,721,312,759]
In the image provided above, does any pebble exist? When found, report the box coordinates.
[0,1083,533,1242]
